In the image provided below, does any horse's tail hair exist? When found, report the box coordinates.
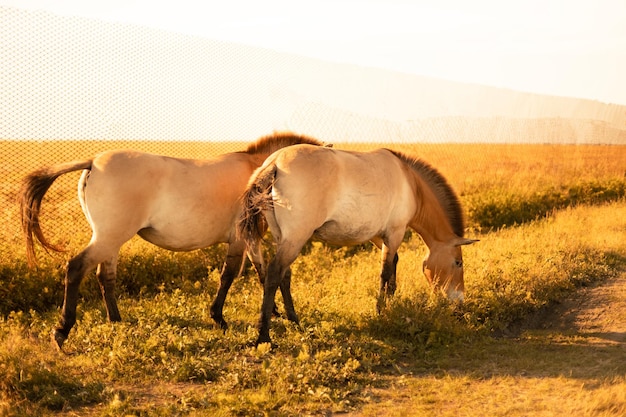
[238,163,277,249]
[19,159,93,267]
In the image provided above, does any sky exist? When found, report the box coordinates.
[3,0,626,105]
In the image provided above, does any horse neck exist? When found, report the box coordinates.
[409,173,458,247]
[248,153,270,167]
[245,145,294,167]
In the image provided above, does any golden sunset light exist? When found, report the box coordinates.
[1,1,626,415]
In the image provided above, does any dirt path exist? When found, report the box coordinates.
[529,271,626,346]
[350,270,626,417]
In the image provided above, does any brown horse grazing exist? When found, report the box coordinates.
[20,133,324,350]
[239,144,478,345]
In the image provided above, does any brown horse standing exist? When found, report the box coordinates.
[20,133,323,350]
[239,144,477,345]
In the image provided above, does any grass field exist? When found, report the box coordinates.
[1,140,625,415]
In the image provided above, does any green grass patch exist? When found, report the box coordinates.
[0,317,107,414]
[466,178,626,230]
[1,202,624,415]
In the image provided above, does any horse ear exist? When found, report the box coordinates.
[454,238,479,247]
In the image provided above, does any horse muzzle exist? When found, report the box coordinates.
[446,288,465,303]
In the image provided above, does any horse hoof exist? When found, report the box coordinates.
[211,316,228,331]
[51,330,66,351]
[286,313,299,325]
[108,314,122,322]
[255,336,272,347]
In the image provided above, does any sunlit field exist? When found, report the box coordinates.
[1,141,625,415]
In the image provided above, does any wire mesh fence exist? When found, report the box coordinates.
[1,6,419,270]
[2,5,624,238]
[2,5,418,181]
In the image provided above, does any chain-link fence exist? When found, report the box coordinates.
[2,5,625,312]
[2,5,625,224]
[1,6,425,270]
[2,6,426,182]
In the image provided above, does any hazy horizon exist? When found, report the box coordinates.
[1,4,625,144]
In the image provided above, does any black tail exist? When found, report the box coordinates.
[237,164,278,248]
[19,160,92,267]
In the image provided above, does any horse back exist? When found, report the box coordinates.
[90,149,253,196]
[270,145,417,245]
[85,150,257,249]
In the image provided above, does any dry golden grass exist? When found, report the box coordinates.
[334,142,626,195]
[1,140,625,416]
[4,140,624,190]
[356,375,626,417]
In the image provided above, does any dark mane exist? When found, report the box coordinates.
[245,132,324,155]
[387,150,465,237]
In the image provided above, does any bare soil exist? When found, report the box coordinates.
[350,270,626,417]
[516,271,626,346]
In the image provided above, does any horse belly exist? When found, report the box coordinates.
[138,218,231,251]
[140,170,245,251]
[138,196,235,251]
[313,219,380,246]
[312,187,411,246]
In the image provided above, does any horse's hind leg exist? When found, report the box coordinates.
[257,257,284,345]
[96,256,121,322]
[257,243,303,346]
[279,267,299,324]
[248,242,283,319]
[54,250,98,349]
[247,242,266,285]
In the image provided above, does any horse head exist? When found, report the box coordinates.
[422,237,478,302]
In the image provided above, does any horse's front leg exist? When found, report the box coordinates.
[96,257,121,322]
[210,243,246,329]
[377,251,399,314]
